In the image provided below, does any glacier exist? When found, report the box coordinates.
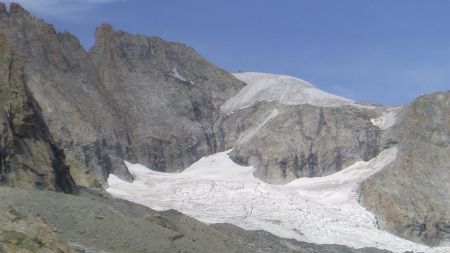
[107,147,449,253]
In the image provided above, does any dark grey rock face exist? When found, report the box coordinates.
[0,33,75,193]
[361,92,450,246]
[0,4,243,187]
[217,101,382,184]
[0,5,129,187]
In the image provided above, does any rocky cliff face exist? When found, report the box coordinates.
[0,3,129,187]
[0,32,75,193]
[232,104,382,184]
[361,92,450,246]
[90,24,244,173]
[0,3,243,188]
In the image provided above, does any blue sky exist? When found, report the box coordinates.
[5,0,450,105]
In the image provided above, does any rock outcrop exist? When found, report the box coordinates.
[0,33,75,193]
[361,91,450,246]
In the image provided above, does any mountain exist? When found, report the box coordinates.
[0,2,449,253]
[216,72,383,184]
[0,2,244,189]
[216,72,449,248]
[106,78,449,251]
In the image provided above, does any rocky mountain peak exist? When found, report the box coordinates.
[8,2,30,16]
[0,2,6,14]
[97,22,114,31]
[0,3,245,188]
[95,23,115,40]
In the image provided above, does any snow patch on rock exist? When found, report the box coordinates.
[170,67,187,82]
[106,147,446,252]
[371,107,402,130]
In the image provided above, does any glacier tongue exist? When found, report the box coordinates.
[106,147,445,253]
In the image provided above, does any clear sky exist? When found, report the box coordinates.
[4,0,450,105]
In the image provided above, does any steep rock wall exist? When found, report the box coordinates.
[361,92,450,246]
[0,3,244,187]
[218,101,382,184]
[0,32,75,192]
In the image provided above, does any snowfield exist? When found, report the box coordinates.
[221,72,358,113]
[107,147,448,253]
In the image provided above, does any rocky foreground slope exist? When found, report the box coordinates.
[0,204,75,253]
[0,2,448,251]
[0,187,392,253]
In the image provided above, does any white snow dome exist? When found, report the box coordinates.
[221,72,355,113]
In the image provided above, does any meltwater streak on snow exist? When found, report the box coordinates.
[221,72,357,113]
[106,148,444,253]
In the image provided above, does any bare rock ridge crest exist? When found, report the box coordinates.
[0,2,448,251]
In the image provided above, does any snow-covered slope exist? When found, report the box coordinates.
[221,72,357,113]
[107,148,448,253]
